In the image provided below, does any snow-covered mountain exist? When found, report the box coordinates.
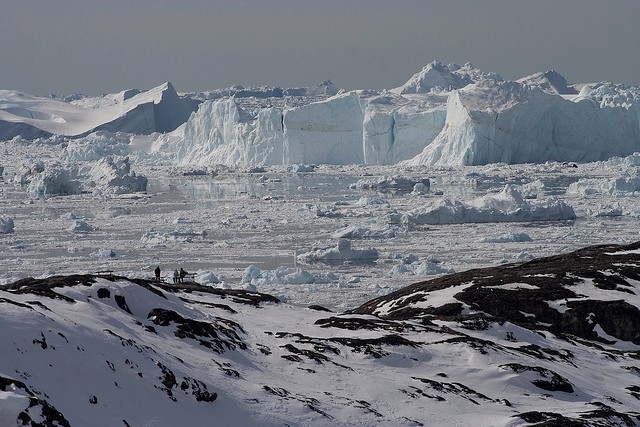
[1,242,639,426]
[0,82,198,139]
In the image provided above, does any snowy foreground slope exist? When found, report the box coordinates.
[1,242,640,426]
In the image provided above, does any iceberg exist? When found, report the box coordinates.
[407,79,640,166]
[0,82,198,138]
[402,185,576,225]
[84,156,148,195]
[177,98,285,166]
[296,239,379,264]
[241,265,338,286]
[175,87,450,167]
[26,164,81,197]
[174,63,640,168]
[393,60,503,94]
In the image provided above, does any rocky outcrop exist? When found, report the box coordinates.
[351,241,640,345]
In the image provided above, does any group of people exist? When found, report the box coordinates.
[154,266,190,284]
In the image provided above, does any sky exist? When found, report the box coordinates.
[1,0,639,96]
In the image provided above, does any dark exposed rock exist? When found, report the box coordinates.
[627,385,640,400]
[180,297,237,313]
[410,376,493,404]
[513,344,575,365]
[501,363,574,393]
[97,288,110,298]
[308,304,333,312]
[561,299,640,344]
[327,334,421,359]
[155,361,177,400]
[0,297,38,310]
[351,242,640,345]
[147,308,246,353]
[0,375,71,427]
[114,295,132,314]
[180,377,217,402]
[160,282,281,306]
[281,343,331,364]
[315,315,414,332]
[514,411,580,426]
[33,331,48,349]
[262,385,334,420]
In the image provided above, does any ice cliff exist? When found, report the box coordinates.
[408,79,640,166]
[174,61,640,167]
[176,89,450,166]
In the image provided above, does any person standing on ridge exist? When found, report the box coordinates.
[173,269,180,284]
[154,266,161,282]
[179,268,187,283]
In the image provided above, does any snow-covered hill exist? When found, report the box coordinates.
[0,82,198,139]
[1,242,639,426]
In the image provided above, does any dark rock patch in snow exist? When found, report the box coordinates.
[148,308,246,354]
[352,241,640,345]
[500,363,574,393]
[0,375,71,427]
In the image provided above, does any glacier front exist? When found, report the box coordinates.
[172,61,640,167]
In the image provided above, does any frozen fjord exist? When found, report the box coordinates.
[2,144,640,311]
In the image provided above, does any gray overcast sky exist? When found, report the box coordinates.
[1,0,639,96]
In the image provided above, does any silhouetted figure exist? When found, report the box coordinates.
[154,266,161,282]
[173,270,179,284]
[179,268,187,283]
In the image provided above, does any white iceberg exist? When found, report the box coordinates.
[241,265,338,286]
[26,164,81,197]
[85,156,148,195]
[402,185,576,225]
[296,239,379,264]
